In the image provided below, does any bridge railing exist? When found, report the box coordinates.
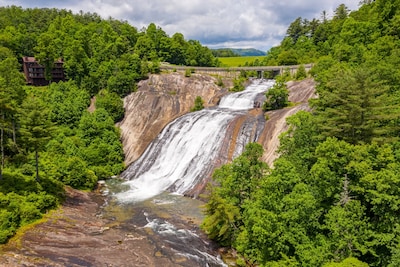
[160,63,313,77]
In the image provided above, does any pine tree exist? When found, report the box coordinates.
[19,96,55,182]
[313,65,395,144]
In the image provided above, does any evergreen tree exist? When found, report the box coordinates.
[19,96,55,182]
[312,65,396,144]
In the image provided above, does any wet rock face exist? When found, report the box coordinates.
[118,73,227,166]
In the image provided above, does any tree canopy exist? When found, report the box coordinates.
[0,6,219,244]
[203,1,400,266]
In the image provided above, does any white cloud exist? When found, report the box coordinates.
[1,0,360,51]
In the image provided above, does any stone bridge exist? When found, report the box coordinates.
[160,63,313,78]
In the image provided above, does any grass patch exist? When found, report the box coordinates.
[0,209,60,250]
[218,56,265,67]
[287,101,299,107]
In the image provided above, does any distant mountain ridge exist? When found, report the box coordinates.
[230,48,266,56]
[212,48,266,57]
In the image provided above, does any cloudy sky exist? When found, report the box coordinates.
[1,0,359,51]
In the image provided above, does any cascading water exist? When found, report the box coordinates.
[116,79,274,203]
[105,79,274,266]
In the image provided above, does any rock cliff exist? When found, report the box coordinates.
[118,73,227,166]
[119,74,316,171]
[258,78,317,166]
[118,74,316,195]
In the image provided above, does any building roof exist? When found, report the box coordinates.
[22,56,36,63]
[22,56,64,64]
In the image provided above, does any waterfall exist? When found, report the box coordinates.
[116,79,275,203]
[218,79,272,110]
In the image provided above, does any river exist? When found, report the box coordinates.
[106,79,275,266]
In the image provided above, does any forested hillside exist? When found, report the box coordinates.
[202,1,400,266]
[212,48,266,57]
[0,6,218,244]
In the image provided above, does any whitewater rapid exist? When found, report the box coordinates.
[116,79,274,203]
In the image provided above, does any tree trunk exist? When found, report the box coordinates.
[12,118,16,145]
[35,149,40,182]
[0,126,3,181]
[0,113,4,180]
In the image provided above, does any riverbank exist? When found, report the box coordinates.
[0,186,222,266]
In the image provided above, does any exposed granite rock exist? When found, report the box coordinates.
[258,78,317,166]
[0,187,216,267]
[118,73,227,167]
[118,75,316,192]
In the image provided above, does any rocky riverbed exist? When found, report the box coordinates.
[0,185,225,267]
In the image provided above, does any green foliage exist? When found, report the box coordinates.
[184,68,192,77]
[95,89,124,122]
[278,111,319,173]
[0,7,218,97]
[201,2,400,267]
[19,95,56,181]
[204,135,400,266]
[277,49,299,65]
[231,77,246,92]
[46,81,90,127]
[190,96,204,112]
[295,64,307,80]
[0,47,26,179]
[205,104,400,266]
[106,53,142,97]
[216,77,224,87]
[312,64,398,144]
[212,48,240,57]
[77,109,124,180]
[201,188,241,246]
[202,143,268,247]
[59,156,97,189]
[0,169,62,243]
[263,78,289,111]
[185,40,215,66]
[0,7,187,243]
[323,257,369,267]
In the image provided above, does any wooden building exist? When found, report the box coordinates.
[22,56,65,86]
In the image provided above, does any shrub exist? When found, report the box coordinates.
[0,209,15,243]
[295,64,307,80]
[191,96,205,112]
[231,77,245,92]
[263,79,289,111]
[185,68,192,77]
[95,89,124,123]
[216,77,224,87]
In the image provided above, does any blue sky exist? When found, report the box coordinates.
[1,0,360,51]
